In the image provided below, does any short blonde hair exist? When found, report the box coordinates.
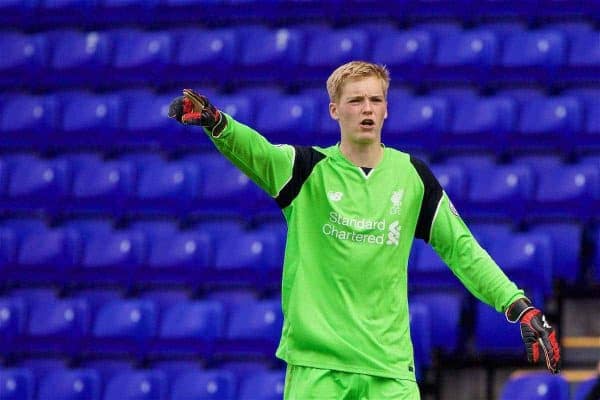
[326,61,390,103]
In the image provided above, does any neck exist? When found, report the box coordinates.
[339,140,383,168]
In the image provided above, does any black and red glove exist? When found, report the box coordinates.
[168,89,227,136]
[506,297,561,374]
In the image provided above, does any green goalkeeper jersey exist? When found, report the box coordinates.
[205,114,524,381]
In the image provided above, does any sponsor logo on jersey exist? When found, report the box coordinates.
[327,191,343,202]
[386,221,400,246]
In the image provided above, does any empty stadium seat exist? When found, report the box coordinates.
[530,223,582,283]
[574,376,600,400]
[151,359,203,382]
[430,163,467,202]
[305,28,368,67]
[27,298,89,337]
[80,358,135,382]
[475,302,523,353]
[214,230,281,271]
[60,92,123,142]
[435,29,499,66]
[211,94,254,126]
[16,228,80,269]
[0,368,34,400]
[500,372,569,400]
[502,30,567,67]
[227,299,282,340]
[0,94,58,142]
[371,29,433,66]
[170,370,236,400]
[172,28,237,71]
[0,228,16,269]
[81,230,146,270]
[238,370,285,400]
[569,31,600,66]
[146,231,212,269]
[103,370,167,400]
[92,299,157,339]
[0,32,46,88]
[411,292,464,353]
[0,297,26,338]
[37,368,101,400]
[254,95,317,144]
[159,300,224,339]
[239,26,303,67]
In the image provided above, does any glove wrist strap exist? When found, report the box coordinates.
[505,297,534,323]
[209,112,227,138]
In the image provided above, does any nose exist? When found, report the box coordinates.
[362,100,374,114]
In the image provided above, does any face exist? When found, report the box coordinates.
[329,76,388,146]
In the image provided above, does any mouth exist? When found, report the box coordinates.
[360,119,375,128]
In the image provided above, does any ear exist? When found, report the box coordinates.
[384,101,388,120]
[329,102,339,120]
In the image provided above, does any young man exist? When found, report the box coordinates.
[168,61,560,399]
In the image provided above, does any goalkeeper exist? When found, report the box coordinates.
[168,61,560,399]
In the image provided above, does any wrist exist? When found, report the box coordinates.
[505,297,534,323]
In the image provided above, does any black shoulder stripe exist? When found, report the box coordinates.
[275,146,326,209]
[410,156,443,243]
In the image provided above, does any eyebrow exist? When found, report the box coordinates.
[346,95,385,101]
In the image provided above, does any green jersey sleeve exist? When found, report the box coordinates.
[203,113,295,197]
[410,156,524,313]
[429,193,525,312]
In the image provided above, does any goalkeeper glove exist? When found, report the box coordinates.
[168,89,227,136]
[506,297,561,374]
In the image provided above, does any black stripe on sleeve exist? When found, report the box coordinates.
[411,156,444,243]
[275,146,326,209]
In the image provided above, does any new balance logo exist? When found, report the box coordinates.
[542,315,552,329]
[386,221,400,246]
[328,191,343,202]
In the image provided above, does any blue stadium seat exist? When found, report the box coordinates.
[444,152,497,170]
[408,301,432,378]
[594,229,600,282]
[227,299,282,340]
[0,228,16,269]
[534,163,599,218]
[47,30,111,85]
[476,21,527,40]
[502,30,567,67]
[305,28,368,67]
[10,287,58,307]
[206,288,259,314]
[37,369,101,400]
[430,164,467,202]
[170,370,236,400]
[16,357,68,380]
[488,233,553,296]
[27,298,89,337]
[0,368,34,400]
[146,231,212,269]
[0,298,26,338]
[500,372,569,400]
[569,31,600,66]
[254,95,317,144]
[80,359,135,383]
[124,91,181,138]
[469,222,513,248]
[172,28,237,70]
[140,288,190,312]
[448,96,516,150]
[109,29,172,84]
[435,29,499,66]
[92,299,157,340]
[371,29,433,66]
[215,230,280,271]
[574,377,600,400]
[0,94,58,138]
[159,300,224,339]
[414,22,462,38]
[239,26,303,67]
[62,218,115,240]
[151,360,203,382]
[513,154,564,176]
[475,302,522,353]
[530,223,582,283]
[411,292,464,353]
[60,92,123,141]
[467,164,534,218]
[132,160,200,215]
[238,370,285,400]
[81,230,146,269]
[103,370,167,400]
[0,32,46,88]
[69,159,135,214]
[73,288,125,314]
[3,154,69,212]
[516,96,582,150]
[211,94,254,126]
[384,96,448,149]
[184,153,267,213]
[16,228,80,269]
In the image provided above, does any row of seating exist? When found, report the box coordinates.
[2,88,599,151]
[1,152,598,218]
[3,24,599,88]
[0,216,592,287]
[0,365,285,400]
[500,372,597,400]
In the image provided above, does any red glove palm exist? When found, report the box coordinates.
[506,298,561,374]
[168,89,226,136]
